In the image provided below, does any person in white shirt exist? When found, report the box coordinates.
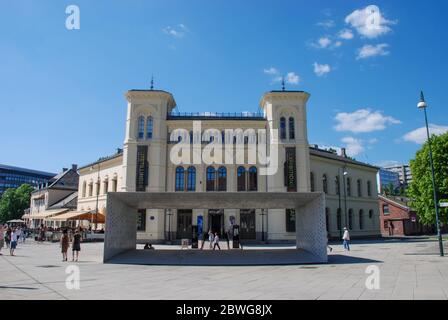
[10,228,18,256]
[208,230,214,249]
[15,227,22,244]
[342,227,350,251]
[213,233,221,250]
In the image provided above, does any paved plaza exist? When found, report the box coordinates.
[0,238,447,300]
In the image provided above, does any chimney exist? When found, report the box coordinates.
[341,148,347,158]
[72,164,78,171]
[62,168,68,172]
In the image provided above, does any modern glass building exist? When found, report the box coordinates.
[377,168,401,192]
[0,164,56,196]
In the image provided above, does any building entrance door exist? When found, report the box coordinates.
[208,209,224,236]
[240,209,256,239]
[177,209,192,239]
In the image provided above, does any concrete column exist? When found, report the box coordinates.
[104,194,137,262]
[295,194,327,263]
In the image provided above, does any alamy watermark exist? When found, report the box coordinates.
[65,5,80,30]
[65,265,80,290]
[365,265,380,290]
[169,121,279,176]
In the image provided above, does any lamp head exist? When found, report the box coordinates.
[418,91,427,109]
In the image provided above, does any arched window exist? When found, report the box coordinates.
[218,167,227,191]
[88,182,93,197]
[187,167,196,191]
[348,209,353,230]
[288,117,295,140]
[347,178,351,196]
[280,117,286,140]
[112,177,117,192]
[175,167,185,191]
[82,181,86,198]
[359,209,364,230]
[367,181,372,197]
[95,179,100,196]
[325,208,330,232]
[237,166,246,191]
[103,179,108,195]
[137,116,145,139]
[337,208,342,231]
[369,209,374,219]
[248,166,258,191]
[206,167,216,191]
[335,176,340,195]
[310,172,315,192]
[146,116,153,139]
[357,179,362,197]
[322,174,328,194]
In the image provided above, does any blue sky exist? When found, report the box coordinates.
[1,0,448,173]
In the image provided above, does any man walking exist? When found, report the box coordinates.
[0,224,4,255]
[213,232,221,250]
[342,227,350,251]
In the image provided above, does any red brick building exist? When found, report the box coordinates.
[379,195,433,236]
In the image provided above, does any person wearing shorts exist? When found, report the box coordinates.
[10,228,18,256]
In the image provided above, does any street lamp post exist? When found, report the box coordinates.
[90,163,101,232]
[342,166,348,228]
[166,209,173,244]
[418,91,444,257]
[336,172,342,238]
[259,209,267,243]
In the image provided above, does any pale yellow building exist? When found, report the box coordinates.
[77,88,380,242]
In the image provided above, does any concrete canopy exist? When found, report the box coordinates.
[104,192,327,264]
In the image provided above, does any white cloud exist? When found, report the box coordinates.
[375,160,400,168]
[356,44,390,60]
[286,72,300,85]
[403,124,448,144]
[345,5,396,38]
[313,62,331,77]
[263,67,279,75]
[312,36,333,49]
[163,24,188,38]
[334,108,401,133]
[342,137,365,156]
[264,68,300,85]
[338,29,354,40]
[317,20,335,28]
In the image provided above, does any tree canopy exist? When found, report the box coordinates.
[0,184,34,223]
[408,132,448,225]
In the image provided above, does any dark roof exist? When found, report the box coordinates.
[0,164,55,178]
[78,150,124,171]
[378,194,412,210]
[269,90,306,93]
[128,89,173,95]
[309,147,379,170]
[49,192,78,209]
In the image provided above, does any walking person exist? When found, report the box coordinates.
[60,229,70,262]
[15,227,22,246]
[10,228,18,256]
[213,232,221,250]
[0,224,4,255]
[72,227,82,262]
[224,229,230,250]
[5,227,11,249]
[342,227,350,251]
[327,232,333,253]
[208,229,214,250]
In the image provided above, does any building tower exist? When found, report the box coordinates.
[260,90,311,240]
[123,88,176,241]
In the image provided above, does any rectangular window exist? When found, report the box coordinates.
[383,204,390,215]
[136,146,149,192]
[284,148,297,192]
[137,209,146,231]
[285,209,296,232]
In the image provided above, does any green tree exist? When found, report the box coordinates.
[0,184,34,223]
[408,132,448,225]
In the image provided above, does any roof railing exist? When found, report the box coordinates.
[167,111,265,119]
